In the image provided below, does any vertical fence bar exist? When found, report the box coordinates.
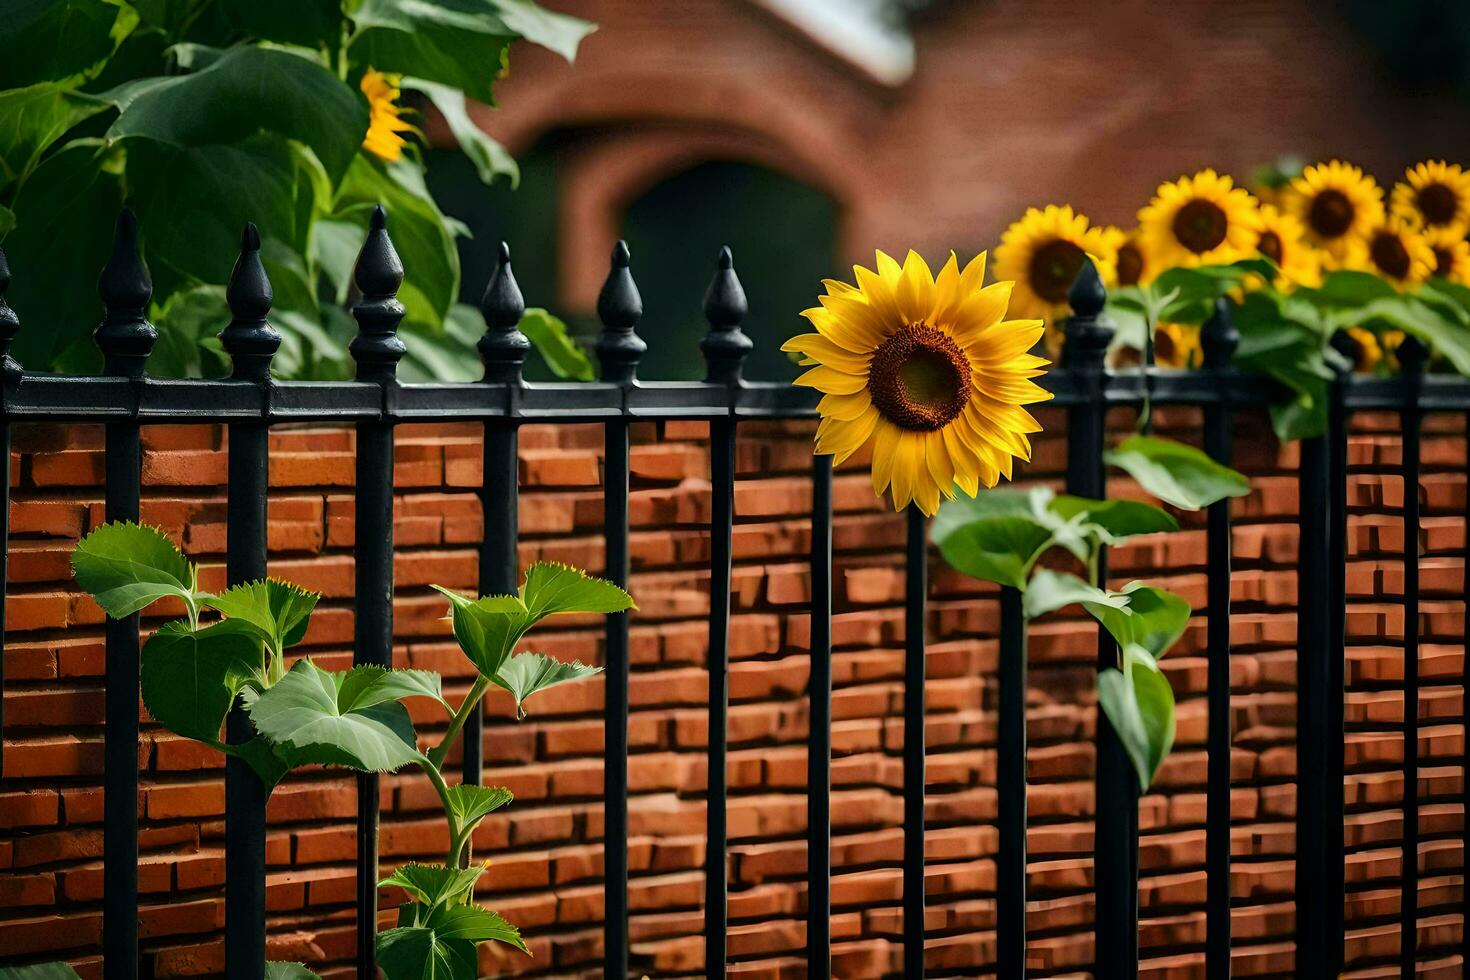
[0,246,17,780]
[1463,407,1470,972]
[1063,261,1133,977]
[997,584,1027,977]
[95,209,155,980]
[473,242,529,827]
[1398,337,1427,976]
[220,224,280,980]
[348,207,406,976]
[807,455,833,975]
[596,241,645,978]
[700,246,750,977]
[904,505,927,976]
[1299,341,1352,976]
[1201,299,1239,979]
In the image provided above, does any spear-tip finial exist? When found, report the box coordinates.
[221,221,281,381]
[95,207,157,377]
[701,245,752,385]
[595,240,646,383]
[349,205,407,382]
[479,241,530,383]
[1066,256,1106,319]
[1201,296,1239,369]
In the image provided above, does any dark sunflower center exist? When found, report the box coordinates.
[1308,190,1355,239]
[1369,231,1411,280]
[1172,200,1228,253]
[868,323,972,431]
[1258,231,1283,265]
[1417,182,1459,226]
[1027,239,1085,303]
[1116,243,1144,286]
[1432,246,1455,274]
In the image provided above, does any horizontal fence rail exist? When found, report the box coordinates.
[0,207,1467,978]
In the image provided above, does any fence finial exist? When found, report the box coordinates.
[479,241,530,384]
[0,246,21,378]
[95,208,157,378]
[700,245,752,385]
[349,205,406,383]
[220,223,281,382]
[1061,256,1113,371]
[1201,296,1239,370]
[595,240,646,384]
[1396,333,1429,374]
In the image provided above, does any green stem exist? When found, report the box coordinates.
[428,674,493,771]
[417,758,465,867]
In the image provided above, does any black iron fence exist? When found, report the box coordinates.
[0,206,1465,979]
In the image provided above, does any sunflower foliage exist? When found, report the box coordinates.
[996,159,1470,442]
[0,0,595,382]
[932,439,1250,791]
[70,521,630,976]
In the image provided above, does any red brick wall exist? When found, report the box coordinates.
[0,409,1464,977]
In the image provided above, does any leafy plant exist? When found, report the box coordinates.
[933,436,1249,790]
[1,0,595,382]
[71,521,633,975]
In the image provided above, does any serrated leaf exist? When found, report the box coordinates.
[1105,435,1251,511]
[424,903,526,947]
[0,963,84,979]
[379,862,487,907]
[519,308,594,381]
[72,521,200,618]
[1023,570,1128,621]
[245,660,425,773]
[376,926,479,980]
[444,784,514,826]
[203,578,321,655]
[520,561,635,617]
[264,963,321,980]
[141,619,264,745]
[492,652,601,718]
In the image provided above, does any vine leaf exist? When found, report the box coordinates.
[519,561,635,618]
[1085,582,1192,659]
[444,785,514,827]
[1098,645,1177,792]
[264,964,321,980]
[493,652,601,718]
[933,516,1051,589]
[202,579,321,654]
[379,862,486,907]
[1105,435,1250,511]
[1022,570,1127,621]
[140,619,264,745]
[245,660,427,773]
[0,962,85,979]
[72,521,201,618]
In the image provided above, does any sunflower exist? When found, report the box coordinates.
[360,69,415,162]
[1391,161,1470,236]
[1154,322,1202,369]
[1100,226,1156,287]
[785,250,1051,516]
[993,205,1116,321]
[1286,161,1384,262]
[1137,169,1261,267]
[1344,326,1384,373]
[1252,204,1321,289]
[1351,217,1434,289]
[1426,227,1470,285]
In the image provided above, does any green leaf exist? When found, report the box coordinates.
[376,926,479,980]
[0,965,84,980]
[332,157,459,335]
[444,784,514,827]
[1086,582,1192,659]
[228,735,292,792]
[423,903,526,947]
[0,82,108,187]
[492,652,601,718]
[264,964,322,980]
[202,579,322,655]
[432,585,528,679]
[379,862,487,907]
[72,520,199,618]
[520,307,594,381]
[931,487,1035,544]
[934,516,1052,589]
[520,561,635,617]
[0,0,138,89]
[5,139,123,369]
[487,0,595,61]
[148,285,232,379]
[1311,269,1398,307]
[245,660,425,773]
[1098,646,1176,792]
[104,44,367,182]
[141,619,264,744]
[1022,569,1127,621]
[1105,435,1251,511]
[402,77,518,188]
[1046,495,1178,542]
[349,0,516,104]
[1358,294,1470,377]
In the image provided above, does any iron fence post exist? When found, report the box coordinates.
[0,245,18,781]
